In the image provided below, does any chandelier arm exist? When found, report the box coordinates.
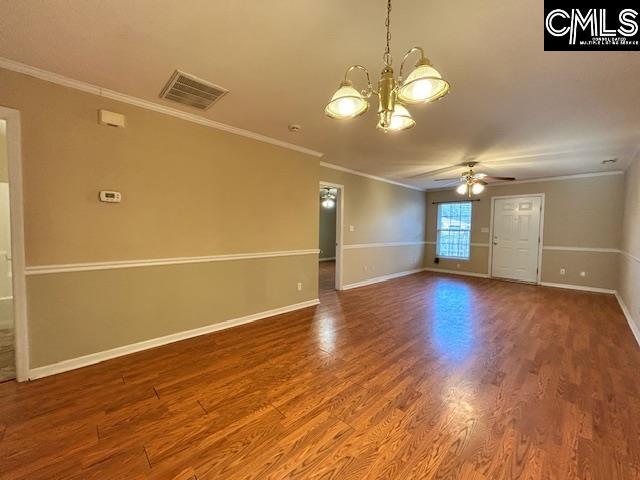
[398,46,427,80]
[343,65,375,97]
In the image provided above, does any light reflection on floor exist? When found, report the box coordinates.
[316,260,339,353]
[429,278,477,364]
[315,315,337,354]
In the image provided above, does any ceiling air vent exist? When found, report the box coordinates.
[159,70,228,110]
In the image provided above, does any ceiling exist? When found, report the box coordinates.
[1,0,638,189]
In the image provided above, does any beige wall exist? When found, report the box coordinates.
[425,174,625,290]
[319,166,426,286]
[2,67,429,369]
[318,194,336,259]
[0,67,321,368]
[619,158,640,337]
[0,70,317,265]
[28,255,317,367]
[343,244,425,285]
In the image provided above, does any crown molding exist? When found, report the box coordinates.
[320,161,425,192]
[426,170,625,192]
[491,170,624,186]
[0,57,323,158]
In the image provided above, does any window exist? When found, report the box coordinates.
[437,202,472,260]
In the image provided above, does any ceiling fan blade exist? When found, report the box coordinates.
[404,161,476,180]
[435,180,461,188]
[484,176,516,181]
[434,177,462,182]
[476,179,488,185]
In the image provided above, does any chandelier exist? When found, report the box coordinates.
[320,187,337,208]
[324,0,450,132]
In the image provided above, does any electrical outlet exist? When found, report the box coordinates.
[580,271,586,277]
[456,263,461,269]
[363,265,368,271]
[560,268,566,275]
[297,282,303,291]
[349,225,355,232]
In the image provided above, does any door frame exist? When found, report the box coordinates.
[319,181,344,290]
[488,193,545,285]
[0,106,28,381]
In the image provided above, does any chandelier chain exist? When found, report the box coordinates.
[384,0,392,66]
[324,0,450,131]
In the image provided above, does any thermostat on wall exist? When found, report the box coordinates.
[99,190,122,203]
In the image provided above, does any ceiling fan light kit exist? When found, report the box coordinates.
[437,163,516,197]
[324,0,450,132]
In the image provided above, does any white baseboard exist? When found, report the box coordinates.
[27,298,320,380]
[341,268,425,290]
[424,268,490,279]
[319,257,336,262]
[539,282,615,294]
[615,292,640,347]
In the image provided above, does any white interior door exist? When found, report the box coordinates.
[491,196,542,283]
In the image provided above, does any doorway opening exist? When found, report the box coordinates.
[488,194,544,284]
[318,182,343,293]
[0,119,15,381]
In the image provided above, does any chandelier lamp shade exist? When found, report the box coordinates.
[320,187,337,208]
[324,0,450,132]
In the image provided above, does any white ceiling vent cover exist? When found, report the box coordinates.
[159,70,228,110]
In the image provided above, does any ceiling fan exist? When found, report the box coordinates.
[434,163,516,197]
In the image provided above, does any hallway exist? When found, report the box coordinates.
[319,260,335,293]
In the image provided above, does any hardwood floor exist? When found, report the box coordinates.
[1,271,639,479]
[0,328,15,382]
[319,260,335,292]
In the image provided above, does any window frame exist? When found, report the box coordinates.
[436,201,473,261]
